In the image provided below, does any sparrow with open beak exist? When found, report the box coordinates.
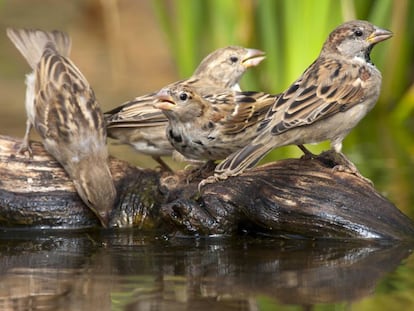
[104,46,265,170]
[154,84,277,163]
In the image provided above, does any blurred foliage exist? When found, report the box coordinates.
[152,0,414,213]
[152,0,413,119]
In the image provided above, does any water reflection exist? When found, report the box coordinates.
[0,230,412,310]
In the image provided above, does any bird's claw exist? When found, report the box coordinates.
[17,141,33,158]
[331,152,374,187]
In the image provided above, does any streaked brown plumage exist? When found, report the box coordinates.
[7,28,116,227]
[154,85,278,161]
[104,46,266,169]
[207,20,392,184]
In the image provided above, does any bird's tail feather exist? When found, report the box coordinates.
[7,28,71,69]
[215,140,274,178]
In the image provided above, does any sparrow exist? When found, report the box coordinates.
[104,46,266,169]
[7,28,117,227]
[207,20,393,184]
[153,84,278,162]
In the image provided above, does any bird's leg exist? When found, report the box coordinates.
[18,119,33,157]
[152,156,173,173]
[184,160,217,184]
[172,151,205,166]
[171,151,217,183]
[297,144,316,159]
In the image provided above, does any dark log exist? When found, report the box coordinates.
[0,134,413,240]
[164,155,414,240]
[0,135,163,229]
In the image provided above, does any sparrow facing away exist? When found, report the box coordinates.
[153,85,278,161]
[7,28,117,227]
[104,46,266,169]
[208,20,392,183]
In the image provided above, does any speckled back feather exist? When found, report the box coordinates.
[34,43,106,154]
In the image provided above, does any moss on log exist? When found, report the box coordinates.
[0,135,413,240]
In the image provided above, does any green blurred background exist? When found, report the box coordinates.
[0,0,413,215]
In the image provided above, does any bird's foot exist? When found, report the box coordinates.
[326,151,374,187]
[17,140,33,158]
[197,168,234,193]
[198,175,219,193]
[185,160,217,184]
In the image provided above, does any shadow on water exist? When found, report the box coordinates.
[0,229,412,310]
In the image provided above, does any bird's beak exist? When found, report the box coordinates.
[97,211,109,228]
[154,89,176,111]
[85,204,109,228]
[366,27,393,44]
[242,48,266,68]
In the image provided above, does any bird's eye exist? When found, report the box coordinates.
[179,92,188,101]
[230,56,239,63]
[354,29,363,37]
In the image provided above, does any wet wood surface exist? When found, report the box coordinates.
[1,135,413,240]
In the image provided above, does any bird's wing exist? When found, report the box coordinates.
[262,57,369,135]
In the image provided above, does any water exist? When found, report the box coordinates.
[0,230,413,311]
